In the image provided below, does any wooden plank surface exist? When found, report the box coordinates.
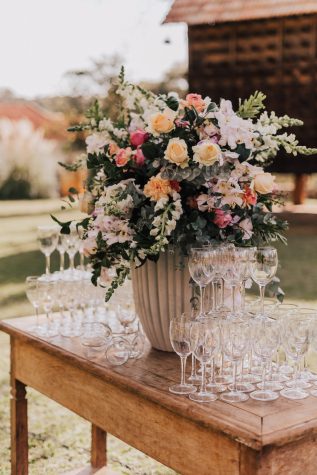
[2,316,317,452]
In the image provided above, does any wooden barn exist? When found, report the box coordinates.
[165,0,317,203]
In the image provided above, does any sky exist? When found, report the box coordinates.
[0,0,187,98]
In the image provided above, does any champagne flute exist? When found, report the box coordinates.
[37,226,59,274]
[250,247,278,319]
[37,278,58,338]
[169,317,196,395]
[188,248,214,320]
[25,276,42,333]
[63,227,79,271]
[56,234,66,271]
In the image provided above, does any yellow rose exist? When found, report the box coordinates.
[143,175,172,201]
[150,109,175,135]
[164,138,189,168]
[253,172,275,194]
[192,140,222,167]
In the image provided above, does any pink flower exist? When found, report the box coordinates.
[238,218,254,240]
[175,119,190,128]
[130,129,148,148]
[133,147,145,166]
[242,186,257,207]
[213,209,233,229]
[115,147,132,167]
[185,93,206,112]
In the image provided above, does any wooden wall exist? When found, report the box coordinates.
[188,14,317,173]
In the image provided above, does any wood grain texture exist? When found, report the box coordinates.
[91,425,107,468]
[10,337,28,475]
[3,316,317,475]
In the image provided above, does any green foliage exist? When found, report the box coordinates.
[238,91,266,119]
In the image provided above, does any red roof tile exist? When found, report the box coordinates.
[164,0,317,24]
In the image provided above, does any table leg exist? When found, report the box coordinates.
[91,424,107,468]
[10,378,28,475]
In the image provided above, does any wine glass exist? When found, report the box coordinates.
[189,319,220,402]
[56,234,66,271]
[63,226,79,271]
[37,278,58,338]
[250,319,281,401]
[188,248,214,320]
[25,276,42,334]
[250,247,278,319]
[169,317,196,395]
[117,299,137,333]
[220,320,250,403]
[222,247,246,319]
[281,316,312,400]
[239,247,256,312]
[77,225,86,269]
[37,226,59,274]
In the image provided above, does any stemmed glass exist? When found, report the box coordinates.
[222,247,245,319]
[250,247,278,319]
[63,227,79,271]
[77,225,86,269]
[37,226,59,274]
[188,248,214,320]
[220,320,250,403]
[37,278,58,338]
[25,276,42,334]
[117,299,137,333]
[239,247,256,312]
[281,317,312,399]
[250,320,281,401]
[56,234,66,271]
[169,317,196,395]
[190,318,220,402]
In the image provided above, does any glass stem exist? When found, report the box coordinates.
[221,279,225,307]
[259,284,265,315]
[231,285,236,314]
[233,360,238,392]
[211,282,216,311]
[294,361,299,390]
[248,349,253,374]
[201,362,207,393]
[190,354,197,378]
[70,255,75,270]
[80,252,84,269]
[199,285,205,316]
[210,358,215,384]
[59,252,65,271]
[262,361,267,391]
[241,280,246,311]
[35,306,40,330]
[45,254,50,274]
[180,356,186,386]
[220,352,224,376]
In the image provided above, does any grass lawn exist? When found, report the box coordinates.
[0,199,316,474]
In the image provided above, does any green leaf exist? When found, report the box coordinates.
[206,102,217,113]
[166,95,179,112]
[141,142,160,159]
[50,214,71,234]
[68,187,78,194]
[238,91,266,119]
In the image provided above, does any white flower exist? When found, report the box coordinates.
[86,133,108,155]
[192,140,222,167]
[238,218,253,240]
[196,194,215,212]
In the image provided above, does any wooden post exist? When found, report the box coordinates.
[10,338,28,475]
[91,424,107,468]
[293,174,308,204]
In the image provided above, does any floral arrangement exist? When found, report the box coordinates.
[57,68,316,299]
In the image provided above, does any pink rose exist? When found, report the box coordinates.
[213,209,233,229]
[133,147,145,166]
[115,147,132,167]
[130,129,148,147]
[185,93,206,112]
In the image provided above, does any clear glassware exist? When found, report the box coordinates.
[63,227,79,271]
[56,234,66,271]
[25,276,42,334]
[37,226,59,274]
[250,247,278,319]
[106,337,131,366]
[239,247,257,312]
[117,299,137,333]
[169,317,196,395]
[222,247,246,319]
[59,275,82,337]
[295,309,317,382]
[281,316,312,400]
[220,320,250,403]
[80,322,112,347]
[37,278,58,338]
[188,248,214,320]
[189,319,220,402]
[77,225,86,269]
[250,319,280,401]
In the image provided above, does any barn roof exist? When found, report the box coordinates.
[164,0,317,25]
[0,102,66,140]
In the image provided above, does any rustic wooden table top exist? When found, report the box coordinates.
[2,315,317,453]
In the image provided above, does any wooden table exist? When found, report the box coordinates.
[2,316,317,475]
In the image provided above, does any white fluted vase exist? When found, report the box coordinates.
[131,252,192,352]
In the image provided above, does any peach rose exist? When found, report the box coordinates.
[164,138,189,168]
[149,109,175,135]
[185,93,206,112]
[242,186,257,207]
[253,172,275,194]
[192,140,222,167]
[213,209,233,229]
[143,175,172,201]
[108,142,120,156]
[115,147,132,167]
